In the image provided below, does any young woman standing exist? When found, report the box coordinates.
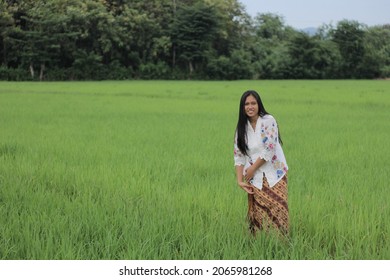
[234,90,289,235]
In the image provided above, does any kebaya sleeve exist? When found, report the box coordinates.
[259,116,279,161]
[234,133,246,166]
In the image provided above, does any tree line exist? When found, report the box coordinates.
[1,0,389,81]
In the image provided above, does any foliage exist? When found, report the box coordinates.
[331,20,366,78]
[360,25,390,78]
[287,32,341,79]
[0,0,389,80]
[171,2,219,77]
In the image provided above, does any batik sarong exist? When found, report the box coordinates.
[247,174,289,235]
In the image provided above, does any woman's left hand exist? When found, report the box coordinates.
[244,166,255,182]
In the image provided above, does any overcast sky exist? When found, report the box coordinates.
[239,0,389,29]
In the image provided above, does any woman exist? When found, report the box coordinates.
[234,90,289,235]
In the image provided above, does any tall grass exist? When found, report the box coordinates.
[0,80,389,259]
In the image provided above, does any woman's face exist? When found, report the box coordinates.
[244,94,259,119]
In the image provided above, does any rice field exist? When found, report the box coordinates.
[0,80,389,260]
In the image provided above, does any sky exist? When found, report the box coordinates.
[239,0,390,29]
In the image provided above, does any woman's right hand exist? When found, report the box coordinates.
[238,181,254,194]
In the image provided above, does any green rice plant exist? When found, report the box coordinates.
[0,80,389,259]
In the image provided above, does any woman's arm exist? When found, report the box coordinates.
[235,165,245,183]
[236,165,254,194]
[234,132,253,194]
[244,158,266,182]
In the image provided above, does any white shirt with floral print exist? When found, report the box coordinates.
[234,114,288,189]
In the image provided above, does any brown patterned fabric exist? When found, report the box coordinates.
[247,174,289,236]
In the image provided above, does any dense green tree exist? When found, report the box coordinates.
[19,0,69,80]
[171,1,218,77]
[0,0,388,80]
[204,0,254,79]
[360,25,390,78]
[254,13,287,40]
[0,2,14,66]
[332,20,366,78]
[250,13,297,79]
[206,48,253,80]
[287,32,341,79]
[0,1,31,69]
[206,0,252,55]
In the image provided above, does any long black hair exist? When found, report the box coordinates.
[235,90,282,156]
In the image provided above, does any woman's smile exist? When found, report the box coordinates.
[245,95,259,118]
